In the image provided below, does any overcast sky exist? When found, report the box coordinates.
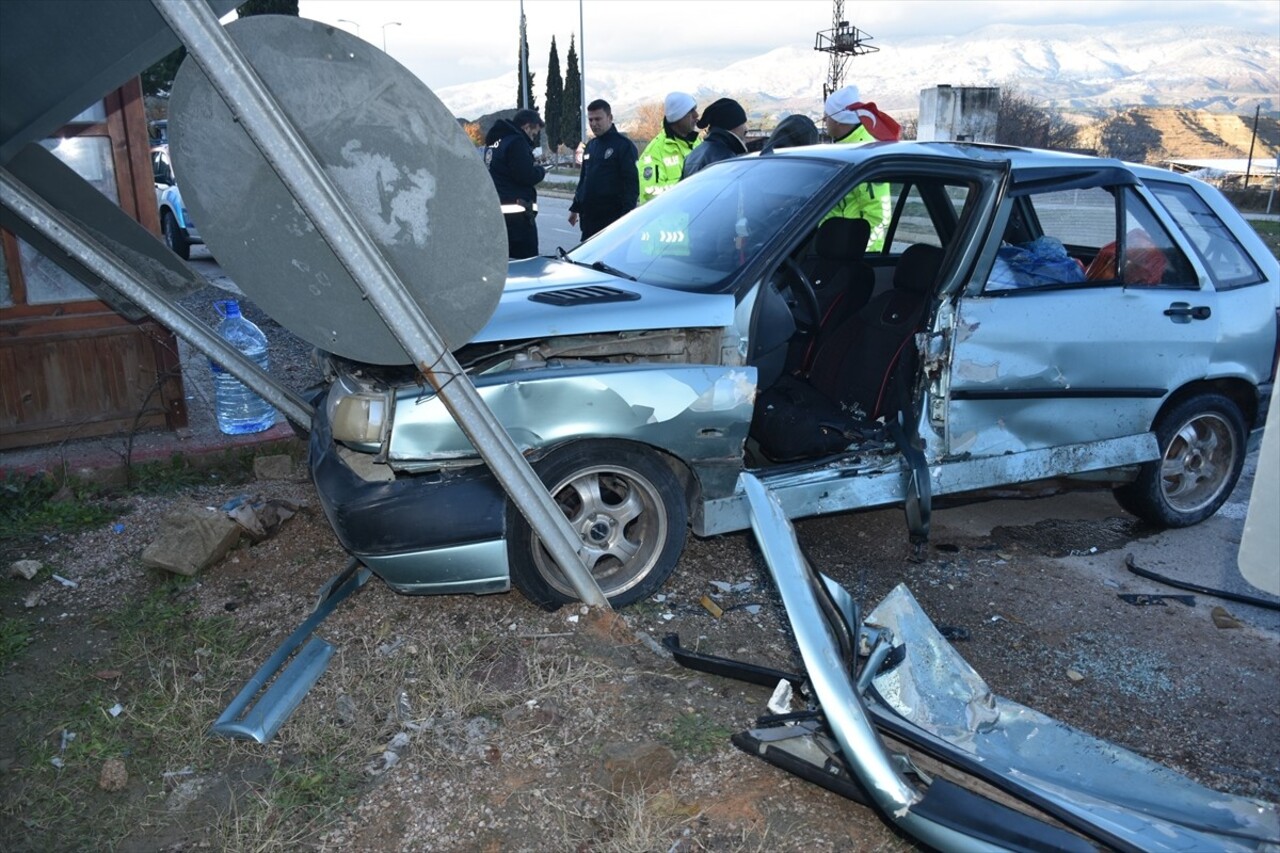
[297,0,1280,90]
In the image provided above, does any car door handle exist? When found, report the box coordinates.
[1163,302,1211,323]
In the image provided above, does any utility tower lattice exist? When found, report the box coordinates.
[815,0,879,101]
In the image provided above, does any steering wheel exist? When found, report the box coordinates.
[781,257,822,335]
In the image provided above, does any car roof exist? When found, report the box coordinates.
[758,139,1138,176]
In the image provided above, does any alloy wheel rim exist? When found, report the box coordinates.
[1160,412,1236,514]
[533,464,667,600]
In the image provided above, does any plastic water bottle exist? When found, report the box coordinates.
[211,299,276,435]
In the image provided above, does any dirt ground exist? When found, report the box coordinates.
[2,455,1278,851]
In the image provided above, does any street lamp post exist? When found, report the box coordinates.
[381,21,401,52]
[337,18,360,38]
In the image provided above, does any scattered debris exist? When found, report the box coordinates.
[1210,606,1244,630]
[99,757,128,792]
[335,694,358,727]
[938,625,971,641]
[93,670,122,681]
[368,730,414,775]
[106,703,124,718]
[51,574,78,588]
[1067,669,1086,681]
[222,494,301,543]
[9,559,41,580]
[140,504,241,576]
[700,595,724,619]
[1124,553,1280,612]
[22,590,42,609]
[767,680,793,715]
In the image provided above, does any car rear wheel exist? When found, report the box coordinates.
[162,210,190,261]
[509,442,687,610]
[1113,393,1246,528]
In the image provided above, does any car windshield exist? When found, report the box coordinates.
[566,157,839,293]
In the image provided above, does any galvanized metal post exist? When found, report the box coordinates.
[151,0,609,608]
[0,168,314,428]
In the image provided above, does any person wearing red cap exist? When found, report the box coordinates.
[821,84,901,251]
[637,92,701,204]
[680,97,749,180]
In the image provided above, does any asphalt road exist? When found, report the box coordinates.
[535,192,579,256]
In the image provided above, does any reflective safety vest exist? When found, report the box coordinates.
[821,124,891,251]
[637,130,700,205]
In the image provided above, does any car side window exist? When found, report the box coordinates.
[887,183,938,252]
[1146,180,1266,291]
[986,185,1193,292]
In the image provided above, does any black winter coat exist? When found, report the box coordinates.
[485,119,545,205]
[679,128,748,180]
[570,124,639,219]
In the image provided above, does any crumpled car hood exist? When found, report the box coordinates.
[471,256,737,344]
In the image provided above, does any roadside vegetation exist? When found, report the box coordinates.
[1250,218,1280,259]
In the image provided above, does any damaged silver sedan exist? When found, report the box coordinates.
[310,142,1278,609]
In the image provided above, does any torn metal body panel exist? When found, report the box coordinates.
[212,560,371,743]
[388,364,755,473]
[700,431,1156,536]
[735,472,1280,852]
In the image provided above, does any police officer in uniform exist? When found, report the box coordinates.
[637,92,700,205]
[485,109,546,258]
[569,99,639,239]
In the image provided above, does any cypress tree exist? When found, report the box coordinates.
[544,37,564,152]
[561,35,582,151]
[516,21,535,110]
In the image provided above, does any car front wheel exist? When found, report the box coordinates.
[1113,392,1246,528]
[162,209,190,261]
[508,442,687,610]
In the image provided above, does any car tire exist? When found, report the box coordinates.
[162,209,190,261]
[508,442,687,610]
[1113,393,1246,528]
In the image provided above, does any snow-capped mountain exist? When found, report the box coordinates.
[435,23,1278,123]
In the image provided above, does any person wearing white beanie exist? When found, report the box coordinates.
[663,92,697,123]
[637,92,702,204]
[820,84,901,250]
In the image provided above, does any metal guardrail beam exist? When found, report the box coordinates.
[151,0,608,608]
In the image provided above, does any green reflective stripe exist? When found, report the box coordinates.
[640,212,691,256]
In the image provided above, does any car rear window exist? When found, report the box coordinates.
[1146,180,1266,291]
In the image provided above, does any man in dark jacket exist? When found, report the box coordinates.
[569,99,639,240]
[485,109,546,258]
[680,98,749,180]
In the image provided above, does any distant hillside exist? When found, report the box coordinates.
[1082,107,1280,163]
[437,23,1278,126]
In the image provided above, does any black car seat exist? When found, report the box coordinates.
[808,243,943,421]
[786,218,874,373]
[751,243,943,462]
